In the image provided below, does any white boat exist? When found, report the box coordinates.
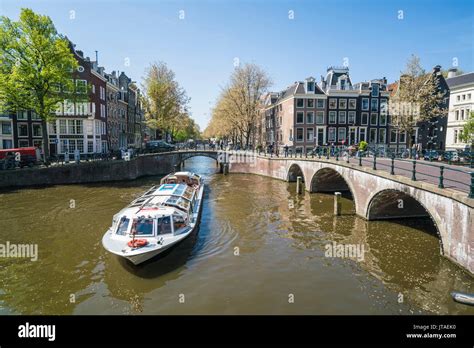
[102,171,204,265]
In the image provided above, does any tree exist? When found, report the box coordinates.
[459,111,474,148]
[204,63,272,148]
[0,8,82,161]
[389,54,448,154]
[142,62,190,141]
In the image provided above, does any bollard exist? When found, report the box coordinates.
[411,160,417,181]
[296,176,303,194]
[469,172,474,199]
[372,152,377,170]
[438,166,444,189]
[359,153,362,166]
[390,155,395,175]
[334,192,342,216]
[223,163,229,175]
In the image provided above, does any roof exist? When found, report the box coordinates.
[446,72,474,89]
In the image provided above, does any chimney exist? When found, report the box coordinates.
[95,50,98,65]
[433,65,441,73]
[447,68,458,78]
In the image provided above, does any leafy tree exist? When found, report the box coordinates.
[0,8,83,161]
[204,63,272,148]
[142,62,190,141]
[389,54,448,154]
[459,111,474,148]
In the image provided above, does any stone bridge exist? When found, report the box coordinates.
[228,153,474,275]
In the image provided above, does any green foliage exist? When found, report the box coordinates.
[0,8,83,158]
[459,111,474,145]
[359,141,368,151]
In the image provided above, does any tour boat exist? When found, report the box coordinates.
[102,171,204,265]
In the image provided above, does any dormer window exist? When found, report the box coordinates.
[371,83,379,97]
[307,81,315,92]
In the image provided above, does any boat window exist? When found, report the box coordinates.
[131,217,155,236]
[182,187,194,200]
[116,217,130,235]
[174,184,186,196]
[173,214,186,232]
[157,216,172,235]
[166,196,179,205]
[176,197,190,210]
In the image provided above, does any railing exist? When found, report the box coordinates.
[229,146,474,199]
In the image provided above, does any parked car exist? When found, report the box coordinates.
[145,140,175,152]
[443,150,459,162]
[0,147,37,169]
[423,150,441,161]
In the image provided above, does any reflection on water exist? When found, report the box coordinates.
[0,157,472,315]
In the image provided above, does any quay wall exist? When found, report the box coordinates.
[0,153,179,189]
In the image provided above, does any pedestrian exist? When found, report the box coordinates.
[284,144,289,157]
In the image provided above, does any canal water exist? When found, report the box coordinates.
[0,157,473,315]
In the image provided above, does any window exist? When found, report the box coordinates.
[132,217,155,236]
[457,95,460,101]
[329,98,337,109]
[32,124,42,137]
[31,111,41,120]
[76,80,87,94]
[361,112,368,125]
[306,111,314,124]
[329,111,336,124]
[380,99,388,115]
[101,104,106,118]
[328,127,336,142]
[339,99,347,109]
[390,130,397,143]
[338,111,346,124]
[359,128,366,142]
[370,113,378,126]
[307,81,315,92]
[75,120,83,134]
[468,93,471,100]
[18,124,28,137]
[348,99,357,109]
[371,83,379,97]
[64,101,74,115]
[296,112,304,124]
[399,131,406,144]
[92,85,96,94]
[317,99,325,108]
[379,129,386,143]
[77,102,89,116]
[62,79,74,93]
[461,110,465,120]
[1,122,12,135]
[454,130,458,143]
[369,128,377,143]
[348,111,356,124]
[361,98,369,111]
[379,114,387,126]
[296,99,304,108]
[455,110,459,120]
[306,128,314,142]
[338,127,346,142]
[296,128,304,142]
[87,141,94,153]
[370,99,378,112]
[19,139,29,147]
[17,111,28,120]
[59,120,67,134]
[77,140,84,153]
[316,111,324,124]
[116,217,130,235]
[33,140,42,148]
[307,99,314,108]
[68,120,75,134]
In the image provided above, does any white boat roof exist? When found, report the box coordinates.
[113,182,195,222]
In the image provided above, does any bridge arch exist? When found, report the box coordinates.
[366,188,444,253]
[177,151,219,166]
[287,163,305,182]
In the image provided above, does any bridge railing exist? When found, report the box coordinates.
[227,147,474,199]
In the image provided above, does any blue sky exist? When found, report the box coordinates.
[1,0,473,129]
